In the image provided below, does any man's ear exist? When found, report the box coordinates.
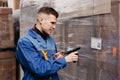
[38,16,43,23]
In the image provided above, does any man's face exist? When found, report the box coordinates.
[39,14,57,35]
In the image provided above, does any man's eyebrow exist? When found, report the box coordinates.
[51,22,56,24]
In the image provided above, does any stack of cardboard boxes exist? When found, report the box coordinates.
[0,7,16,80]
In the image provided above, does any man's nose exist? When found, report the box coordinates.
[53,25,56,29]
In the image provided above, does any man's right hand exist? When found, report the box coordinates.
[65,51,78,63]
[54,50,64,60]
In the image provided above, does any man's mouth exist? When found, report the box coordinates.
[50,29,53,32]
[49,30,52,34]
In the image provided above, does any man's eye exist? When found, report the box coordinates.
[51,22,56,25]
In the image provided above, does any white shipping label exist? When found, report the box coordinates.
[91,37,102,50]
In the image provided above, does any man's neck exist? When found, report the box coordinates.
[33,24,48,41]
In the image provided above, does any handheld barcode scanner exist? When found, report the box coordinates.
[64,47,81,54]
[64,46,81,64]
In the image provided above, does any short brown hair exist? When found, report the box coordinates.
[38,7,59,18]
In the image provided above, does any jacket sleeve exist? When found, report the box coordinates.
[16,38,67,77]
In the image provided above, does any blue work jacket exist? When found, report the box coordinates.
[16,28,67,80]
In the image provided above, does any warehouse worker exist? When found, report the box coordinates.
[16,6,78,80]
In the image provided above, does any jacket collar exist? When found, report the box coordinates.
[27,28,45,42]
[27,28,55,50]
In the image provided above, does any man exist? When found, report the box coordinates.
[16,6,78,80]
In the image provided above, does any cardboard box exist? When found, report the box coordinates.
[0,51,16,80]
[0,8,14,48]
